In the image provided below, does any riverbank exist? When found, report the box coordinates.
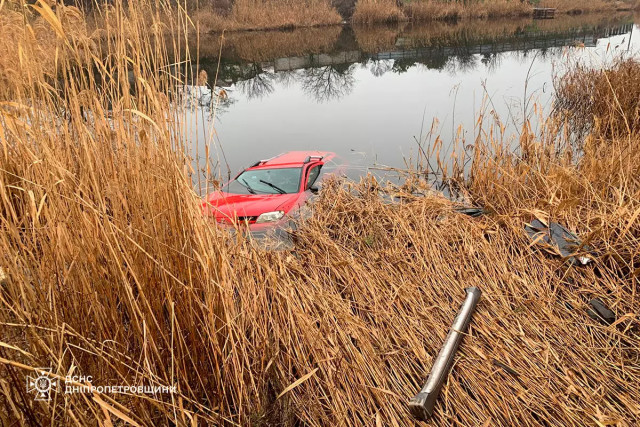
[190,0,637,32]
[352,0,634,24]
[191,12,632,65]
[192,0,342,31]
[1,1,639,426]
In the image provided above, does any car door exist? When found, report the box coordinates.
[290,163,323,215]
[304,164,322,192]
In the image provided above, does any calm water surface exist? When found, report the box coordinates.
[184,14,638,193]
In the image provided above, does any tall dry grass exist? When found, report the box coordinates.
[352,0,405,24]
[193,0,342,32]
[354,0,624,24]
[396,0,532,23]
[187,0,624,30]
[555,58,640,139]
[1,1,640,427]
[462,0,531,19]
[402,0,465,21]
[0,0,231,424]
[403,0,531,21]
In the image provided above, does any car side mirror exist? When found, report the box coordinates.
[309,185,319,194]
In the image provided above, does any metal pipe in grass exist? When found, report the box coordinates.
[409,286,482,421]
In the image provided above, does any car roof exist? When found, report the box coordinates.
[249,151,335,169]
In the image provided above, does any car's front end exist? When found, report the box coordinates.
[202,151,335,232]
[202,190,300,231]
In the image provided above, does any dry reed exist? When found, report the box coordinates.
[555,58,640,139]
[193,0,342,32]
[0,0,639,426]
[188,0,626,30]
[352,0,406,24]
[354,0,626,25]
[403,0,465,21]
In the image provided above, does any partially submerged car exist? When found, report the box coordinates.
[202,151,335,230]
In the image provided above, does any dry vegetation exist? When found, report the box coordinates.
[554,58,640,139]
[1,1,640,426]
[352,0,630,24]
[192,0,342,31]
[189,12,625,63]
[351,0,405,24]
[401,0,533,22]
[187,0,628,31]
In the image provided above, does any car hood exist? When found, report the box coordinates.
[203,191,299,219]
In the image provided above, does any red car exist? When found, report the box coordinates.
[203,151,335,230]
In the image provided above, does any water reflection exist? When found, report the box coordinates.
[193,14,633,105]
[236,68,275,99]
[301,64,356,102]
[183,13,637,191]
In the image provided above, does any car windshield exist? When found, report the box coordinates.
[224,167,302,195]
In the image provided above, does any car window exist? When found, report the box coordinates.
[306,165,322,189]
[225,167,302,195]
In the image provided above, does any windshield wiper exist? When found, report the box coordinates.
[240,178,256,194]
[259,180,286,194]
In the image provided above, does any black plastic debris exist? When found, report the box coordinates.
[454,206,486,217]
[586,298,616,325]
[525,219,592,265]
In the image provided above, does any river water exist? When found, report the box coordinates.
[183,13,638,193]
